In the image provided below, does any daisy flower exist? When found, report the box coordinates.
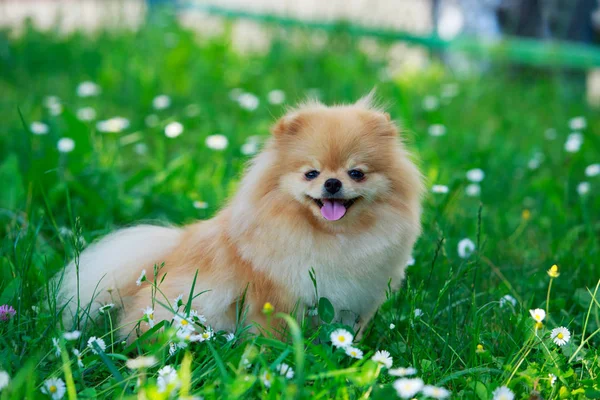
[330,328,353,348]
[57,138,75,153]
[568,116,586,130]
[157,365,179,393]
[87,336,106,354]
[344,346,363,359]
[52,338,61,357]
[43,96,62,115]
[41,378,66,399]
[199,327,214,342]
[551,327,571,346]
[492,386,514,400]
[267,89,285,105]
[126,355,157,369]
[458,238,476,259]
[173,315,195,332]
[577,182,590,196]
[388,367,417,377]
[76,81,100,97]
[465,183,481,197]
[549,373,557,386]
[136,270,147,286]
[414,308,424,318]
[276,363,294,379]
[529,308,546,323]
[241,141,259,156]
[63,331,81,340]
[499,294,517,308]
[564,133,583,153]
[189,310,207,323]
[165,122,183,138]
[393,377,424,398]
[224,332,235,342]
[96,117,129,133]
[547,264,560,278]
[431,184,449,194]
[237,93,260,111]
[30,121,49,135]
[73,349,84,368]
[422,385,451,399]
[428,124,446,137]
[389,323,396,329]
[585,163,600,177]
[466,168,485,182]
[0,370,10,390]
[173,294,184,309]
[98,303,114,314]
[168,342,177,356]
[422,95,439,111]
[152,95,171,110]
[371,350,393,368]
[142,307,155,328]
[76,107,96,121]
[205,134,228,151]
[261,370,273,388]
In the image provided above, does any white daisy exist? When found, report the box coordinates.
[568,116,586,130]
[330,328,353,348]
[87,337,106,354]
[199,327,214,342]
[41,378,66,399]
[344,346,363,359]
[174,294,184,309]
[168,342,177,356]
[76,81,100,97]
[529,308,546,323]
[458,238,476,259]
[428,124,446,137]
[371,350,393,368]
[153,95,171,110]
[414,308,424,318]
[0,370,10,390]
[389,323,396,329]
[466,168,485,182]
[465,183,481,197]
[205,134,228,150]
[173,315,195,332]
[565,133,583,153]
[98,303,114,314]
[52,337,61,357]
[549,373,557,386]
[577,182,590,196]
[499,294,517,308]
[422,385,451,399]
[551,327,571,346]
[96,117,129,133]
[389,367,417,377]
[406,256,415,266]
[241,141,259,156]
[224,332,235,342]
[157,365,179,393]
[422,95,439,111]
[176,328,194,343]
[63,330,80,341]
[76,107,96,121]
[31,121,49,135]
[73,349,84,368]
[237,93,259,111]
[393,377,424,399]
[492,386,514,400]
[585,164,600,177]
[261,370,273,388]
[189,310,207,323]
[164,122,183,138]
[142,306,155,328]
[267,89,286,105]
[126,355,157,369]
[432,184,449,194]
[57,138,75,153]
[276,363,294,379]
[136,269,146,286]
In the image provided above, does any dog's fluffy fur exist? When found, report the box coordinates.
[57,96,423,338]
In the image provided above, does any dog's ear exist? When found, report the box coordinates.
[271,112,304,136]
[355,88,390,121]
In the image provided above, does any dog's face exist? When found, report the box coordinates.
[271,104,409,227]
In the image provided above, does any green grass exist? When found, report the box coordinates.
[1,14,599,400]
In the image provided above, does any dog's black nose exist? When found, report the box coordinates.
[324,178,342,194]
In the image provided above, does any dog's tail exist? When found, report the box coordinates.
[55,225,182,327]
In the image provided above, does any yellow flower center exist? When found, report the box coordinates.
[50,385,57,393]
[338,336,346,342]
[522,209,531,220]
[476,344,484,351]
[149,314,154,320]
[535,322,543,329]
[181,320,188,325]
[557,333,564,339]
[202,333,209,338]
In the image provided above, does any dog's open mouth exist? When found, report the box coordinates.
[311,197,359,221]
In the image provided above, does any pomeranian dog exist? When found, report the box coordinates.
[56,94,423,339]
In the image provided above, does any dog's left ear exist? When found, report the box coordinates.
[271,112,304,136]
[355,89,391,121]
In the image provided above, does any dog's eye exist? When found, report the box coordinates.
[348,169,365,180]
[305,170,320,180]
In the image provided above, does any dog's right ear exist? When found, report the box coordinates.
[271,112,303,136]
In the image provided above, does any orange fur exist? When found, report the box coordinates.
[57,96,424,340]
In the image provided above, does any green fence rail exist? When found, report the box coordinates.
[179,3,600,70]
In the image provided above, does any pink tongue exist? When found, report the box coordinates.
[320,199,347,221]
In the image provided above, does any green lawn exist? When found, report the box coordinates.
[0,15,599,400]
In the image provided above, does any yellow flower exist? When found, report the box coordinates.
[547,264,560,278]
[476,344,484,353]
[522,209,531,220]
[535,322,544,330]
[262,302,274,315]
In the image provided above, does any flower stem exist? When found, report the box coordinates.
[545,278,554,317]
